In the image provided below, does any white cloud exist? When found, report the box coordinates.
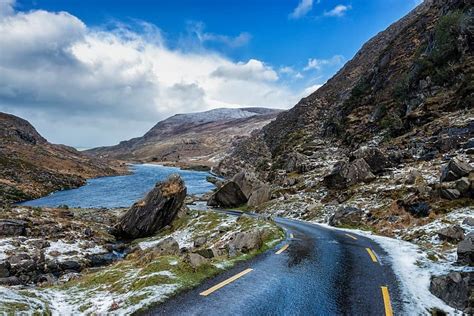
[324,5,351,17]
[279,66,304,79]
[211,59,278,82]
[0,0,15,17]
[304,55,345,71]
[289,0,313,19]
[0,6,301,146]
[189,21,251,48]
[302,84,323,97]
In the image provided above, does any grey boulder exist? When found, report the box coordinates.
[247,184,272,207]
[0,220,27,237]
[457,233,474,266]
[207,181,248,208]
[429,272,473,314]
[440,159,473,182]
[329,206,364,227]
[114,174,186,239]
[151,237,180,256]
[324,159,375,189]
[437,225,465,243]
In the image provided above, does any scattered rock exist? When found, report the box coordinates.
[114,174,187,239]
[440,159,473,182]
[328,207,364,227]
[0,276,22,286]
[463,217,474,227]
[0,219,27,237]
[151,237,180,256]
[207,181,248,208]
[440,188,461,200]
[193,236,207,248]
[351,147,391,174]
[186,253,208,269]
[324,159,375,189]
[0,261,11,278]
[430,272,474,314]
[194,248,214,259]
[437,225,465,243]
[457,233,474,266]
[247,184,272,207]
[227,229,263,253]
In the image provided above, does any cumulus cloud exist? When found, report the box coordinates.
[0,5,302,146]
[279,66,304,79]
[302,84,323,97]
[324,5,351,17]
[304,55,345,71]
[289,0,313,19]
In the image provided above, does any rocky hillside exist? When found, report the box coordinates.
[0,112,124,205]
[210,0,473,312]
[218,0,472,177]
[87,107,281,170]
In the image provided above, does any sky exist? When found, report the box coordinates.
[0,0,421,147]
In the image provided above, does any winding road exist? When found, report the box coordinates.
[145,212,403,316]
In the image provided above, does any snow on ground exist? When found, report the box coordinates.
[0,239,14,261]
[45,240,106,261]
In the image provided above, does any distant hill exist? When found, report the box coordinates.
[0,112,123,204]
[86,107,282,169]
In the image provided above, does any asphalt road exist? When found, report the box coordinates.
[144,214,403,316]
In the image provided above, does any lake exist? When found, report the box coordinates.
[19,164,215,208]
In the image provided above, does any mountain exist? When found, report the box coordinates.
[87,107,282,169]
[0,112,123,204]
[217,0,473,177]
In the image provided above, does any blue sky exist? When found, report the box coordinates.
[0,0,421,146]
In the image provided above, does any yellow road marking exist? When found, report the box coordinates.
[275,244,289,254]
[381,286,393,316]
[200,268,253,296]
[366,248,378,263]
[345,233,358,240]
[290,233,294,238]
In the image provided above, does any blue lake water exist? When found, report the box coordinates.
[19,164,215,208]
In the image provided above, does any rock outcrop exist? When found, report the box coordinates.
[328,207,364,227]
[207,181,248,208]
[430,272,474,314]
[114,174,187,239]
[324,159,375,189]
[457,233,474,266]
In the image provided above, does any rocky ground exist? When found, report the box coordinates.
[0,176,283,314]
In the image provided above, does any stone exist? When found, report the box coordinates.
[193,236,207,248]
[462,217,474,226]
[187,253,208,269]
[406,201,431,218]
[207,181,248,208]
[351,147,391,174]
[8,253,31,264]
[26,239,50,249]
[429,272,473,313]
[457,233,474,266]
[227,229,263,253]
[114,174,186,239]
[86,253,118,267]
[151,237,180,256]
[455,177,470,194]
[328,207,364,227]
[194,248,214,259]
[324,159,376,189]
[282,152,312,174]
[60,260,82,272]
[247,184,272,207]
[440,159,473,182]
[437,225,465,243]
[0,219,27,237]
[0,261,10,278]
[231,171,262,199]
[0,276,21,286]
[440,188,461,200]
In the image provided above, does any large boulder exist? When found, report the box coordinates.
[0,220,27,237]
[440,158,473,182]
[0,261,10,278]
[324,159,375,189]
[458,233,474,266]
[207,181,248,208]
[429,272,474,314]
[247,184,272,207]
[328,206,364,227]
[114,174,186,239]
[351,147,391,174]
[231,171,262,199]
[186,253,208,269]
[437,225,465,243]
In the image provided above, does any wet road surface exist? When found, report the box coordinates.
[144,214,403,316]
